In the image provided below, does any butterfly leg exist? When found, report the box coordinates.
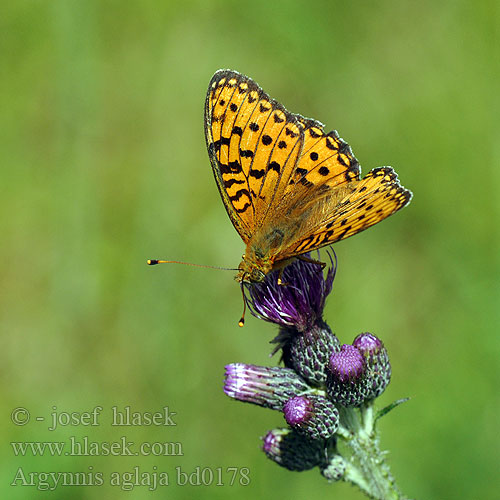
[272,258,294,286]
[297,254,326,269]
[277,268,289,286]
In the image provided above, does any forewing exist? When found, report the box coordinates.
[205,69,304,243]
[287,116,360,190]
[279,167,412,257]
[264,111,362,227]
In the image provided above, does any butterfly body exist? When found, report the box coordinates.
[205,70,412,283]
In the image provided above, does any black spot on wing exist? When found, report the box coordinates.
[325,136,338,150]
[268,161,281,173]
[262,135,273,146]
[299,177,314,187]
[220,160,243,174]
[229,189,251,202]
[224,178,245,189]
[213,136,231,151]
[235,202,251,214]
[338,226,352,238]
[250,168,265,179]
[337,155,348,167]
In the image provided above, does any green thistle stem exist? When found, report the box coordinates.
[335,402,409,500]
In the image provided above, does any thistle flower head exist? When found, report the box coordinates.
[262,428,325,471]
[283,394,339,440]
[223,247,398,486]
[283,395,313,426]
[353,332,383,360]
[326,344,371,406]
[245,250,336,332]
[353,332,391,400]
[223,363,310,410]
[278,320,341,386]
[326,334,392,406]
[329,344,366,383]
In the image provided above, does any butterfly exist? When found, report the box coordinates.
[205,69,412,285]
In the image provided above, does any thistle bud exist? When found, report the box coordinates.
[283,394,339,440]
[326,344,372,406]
[280,321,340,386]
[224,364,310,410]
[262,428,325,471]
[353,332,391,399]
[320,454,346,482]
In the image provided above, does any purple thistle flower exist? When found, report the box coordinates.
[224,363,310,410]
[221,241,402,494]
[244,250,336,332]
[326,336,392,406]
[326,344,372,407]
[329,344,366,382]
[243,249,340,386]
[283,396,312,426]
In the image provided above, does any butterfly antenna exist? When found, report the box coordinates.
[238,283,247,327]
[147,259,238,272]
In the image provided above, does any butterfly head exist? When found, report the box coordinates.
[235,251,273,284]
[236,269,265,284]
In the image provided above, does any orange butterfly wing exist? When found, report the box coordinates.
[205,69,412,269]
[279,167,412,259]
[205,70,303,243]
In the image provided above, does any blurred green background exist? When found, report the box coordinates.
[2,1,498,498]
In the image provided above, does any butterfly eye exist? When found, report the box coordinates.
[241,254,246,260]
